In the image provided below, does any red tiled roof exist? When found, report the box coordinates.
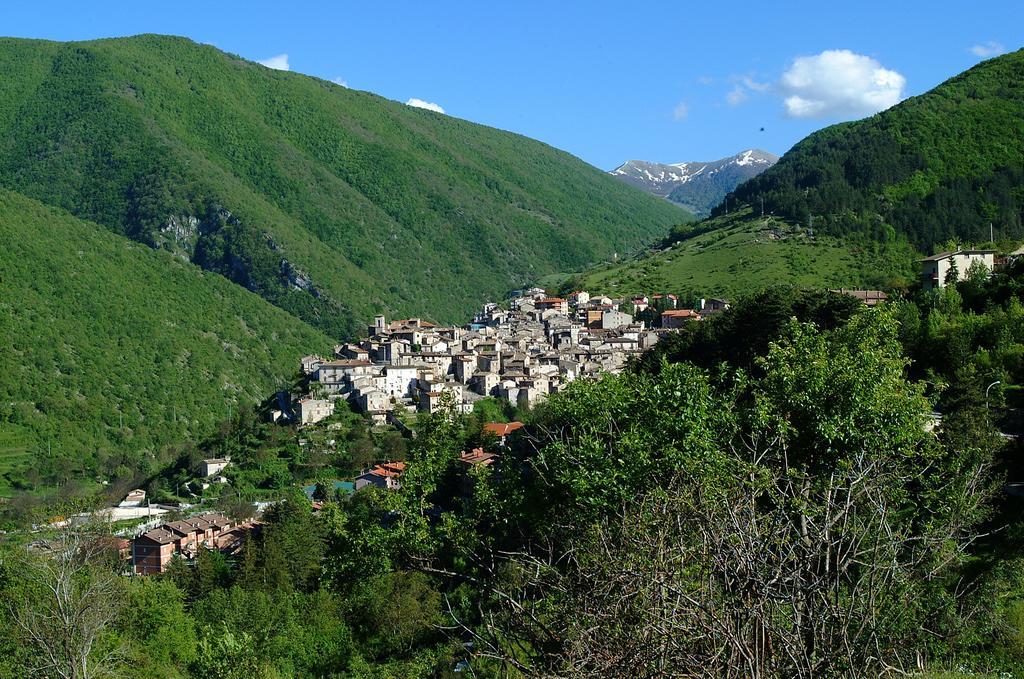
[460,447,499,466]
[369,461,407,479]
[661,309,700,318]
[483,421,525,437]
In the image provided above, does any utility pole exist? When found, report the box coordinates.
[991,222,994,243]
[760,195,764,218]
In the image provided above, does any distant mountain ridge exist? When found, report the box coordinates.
[610,149,778,216]
[0,34,683,340]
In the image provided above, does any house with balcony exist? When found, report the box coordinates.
[132,512,235,575]
[920,249,996,291]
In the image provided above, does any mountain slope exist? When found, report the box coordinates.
[0,34,684,339]
[610,150,778,216]
[716,50,1024,249]
[0,188,332,495]
[563,208,915,299]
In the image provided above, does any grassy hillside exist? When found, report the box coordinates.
[0,34,683,338]
[718,49,1024,250]
[0,189,332,495]
[566,209,916,299]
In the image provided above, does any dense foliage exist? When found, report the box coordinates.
[633,285,863,373]
[0,34,682,335]
[5,284,1024,676]
[715,49,1024,250]
[0,189,331,496]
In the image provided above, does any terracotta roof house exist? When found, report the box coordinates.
[459,448,501,493]
[132,512,236,575]
[460,447,500,467]
[355,461,407,491]
[661,309,702,329]
[483,421,524,437]
[483,421,525,445]
[831,289,889,307]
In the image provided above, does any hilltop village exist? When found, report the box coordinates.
[288,288,732,426]
[113,250,994,576]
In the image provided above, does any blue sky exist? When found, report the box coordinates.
[3,1,1022,169]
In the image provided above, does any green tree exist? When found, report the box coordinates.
[946,257,961,285]
[476,309,997,677]
[191,625,271,679]
[351,571,443,659]
[118,577,197,674]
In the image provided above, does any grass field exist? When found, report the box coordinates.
[564,209,917,299]
[0,425,37,495]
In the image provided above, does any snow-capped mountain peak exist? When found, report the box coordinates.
[609,149,779,217]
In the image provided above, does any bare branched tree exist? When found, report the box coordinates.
[458,432,993,679]
[5,521,126,679]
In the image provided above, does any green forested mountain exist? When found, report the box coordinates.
[0,34,682,338]
[570,50,1024,299]
[716,48,1024,250]
[0,188,331,494]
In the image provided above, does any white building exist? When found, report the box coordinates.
[920,249,996,291]
[201,458,231,477]
[601,309,634,330]
[357,389,390,415]
[119,489,147,508]
[300,355,324,375]
[296,398,335,425]
[317,359,375,391]
[381,365,418,399]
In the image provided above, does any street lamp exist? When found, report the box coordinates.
[986,380,1001,410]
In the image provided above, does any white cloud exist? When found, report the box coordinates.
[697,75,714,86]
[726,85,747,106]
[672,101,689,121]
[258,54,290,71]
[970,41,1006,58]
[778,50,905,119]
[740,75,770,92]
[722,74,770,106]
[331,77,349,87]
[406,98,445,114]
